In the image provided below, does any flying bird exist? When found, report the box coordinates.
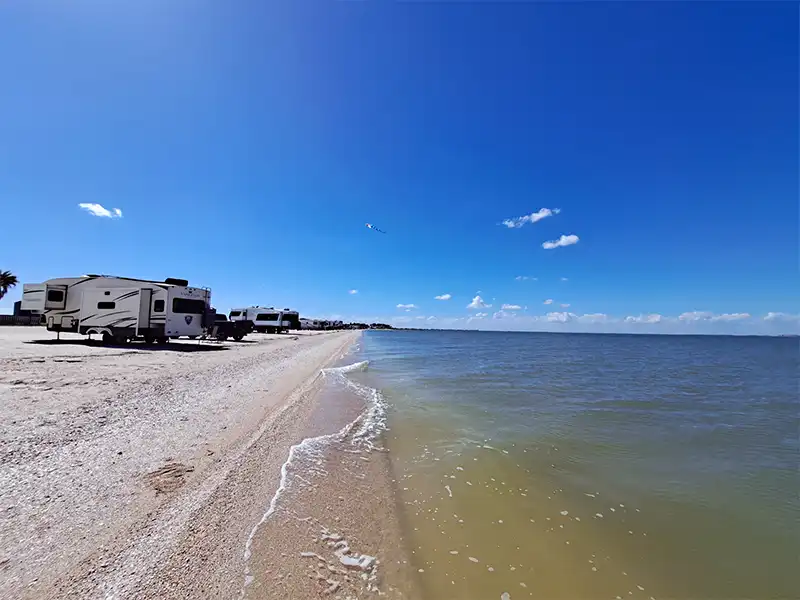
[365,223,386,234]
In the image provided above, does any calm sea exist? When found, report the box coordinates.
[344,330,799,600]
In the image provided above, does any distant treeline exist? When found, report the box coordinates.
[344,322,394,330]
[310,321,394,331]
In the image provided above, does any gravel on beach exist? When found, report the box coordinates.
[0,327,359,599]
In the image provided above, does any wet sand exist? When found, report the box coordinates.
[0,326,363,599]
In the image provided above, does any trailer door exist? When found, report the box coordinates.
[137,288,152,334]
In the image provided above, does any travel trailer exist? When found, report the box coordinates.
[21,275,212,344]
[299,318,323,330]
[281,309,301,331]
[229,306,300,334]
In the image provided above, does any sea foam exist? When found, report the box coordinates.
[240,359,387,596]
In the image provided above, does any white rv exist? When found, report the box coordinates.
[21,275,211,344]
[229,306,299,334]
[299,318,320,330]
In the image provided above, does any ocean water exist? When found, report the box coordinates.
[343,331,799,600]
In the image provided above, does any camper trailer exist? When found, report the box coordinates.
[21,275,211,344]
[281,309,301,331]
[229,306,299,334]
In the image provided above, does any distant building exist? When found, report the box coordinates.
[13,301,35,317]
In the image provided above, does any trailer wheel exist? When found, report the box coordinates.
[217,334,229,341]
[233,333,244,341]
[102,332,114,344]
[188,335,197,340]
[143,334,155,345]
[157,337,169,345]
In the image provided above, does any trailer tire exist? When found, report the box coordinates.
[157,337,169,345]
[233,333,244,341]
[217,334,229,341]
[102,332,114,344]
[143,334,155,345]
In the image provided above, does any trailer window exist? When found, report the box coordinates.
[230,311,242,317]
[153,299,165,312]
[172,298,206,314]
[97,302,116,310]
[255,313,280,321]
[47,290,64,303]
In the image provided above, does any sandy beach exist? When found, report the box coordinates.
[0,326,391,599]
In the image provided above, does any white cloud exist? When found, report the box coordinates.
[764,312,800,321]
[578,313,609,323]
[396,303,418,311]
[434,294,452,301]
[501,304,522,310]
[560,303,571,308]
[468,312,488,322]
[515,276,537,281]
[427,316,438,322]
[78,203,123,218]
[560,277,569,282]
[625,314,663,324]
[678,311,713,322]
[348,289,358,295]
[546,311,575,323]
[711,313,751,322]
[543,299,554,305]
[542,234,579,250]
[467,295,491,310]
[502,208,560,229]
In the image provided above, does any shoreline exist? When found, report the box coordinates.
[243,362,417,600]
[0,327,362,599]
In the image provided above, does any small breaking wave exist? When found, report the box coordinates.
[322,360,369,375]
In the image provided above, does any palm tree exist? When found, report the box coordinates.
[0,270,19,301]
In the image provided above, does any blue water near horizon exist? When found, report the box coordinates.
[352,330,799,599]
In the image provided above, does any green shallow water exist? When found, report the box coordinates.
[349,331,799,600]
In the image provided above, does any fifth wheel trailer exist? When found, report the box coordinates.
[229,306,300,334]
[21,275,212,344]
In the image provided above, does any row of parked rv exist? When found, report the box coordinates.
[20,275,306,344]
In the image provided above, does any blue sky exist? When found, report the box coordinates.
[1,1,797,334]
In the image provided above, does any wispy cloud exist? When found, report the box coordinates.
[711,313,751,321]
[543,299,554,305]
[502,208,560,229]
[348,289,358,295]
[764,312,799,321]
[678,311,714,322]
[467,295,491,310]
[542,234,579,250]
[78,203,123,218]
[624,314,663,324]
[434,294,452,300]
[515,276,537,281]
[546,311,574,323]
[560,303,571,308]
[469,312,488,320]
[578,313,609,323]
[501,304,522,310]
[560,277,569,282]
[397,303,418,311]
[427,316,438,322]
